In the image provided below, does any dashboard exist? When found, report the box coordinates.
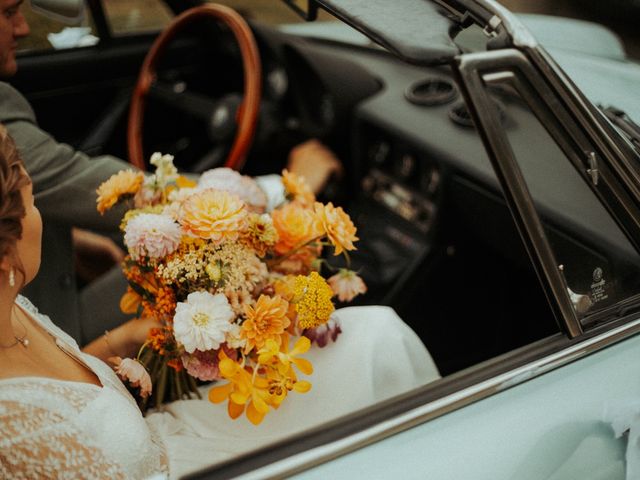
[246,23,640,343]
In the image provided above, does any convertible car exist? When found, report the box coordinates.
[17,0,640,478]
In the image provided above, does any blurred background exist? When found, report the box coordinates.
[19,0,640,61]
[502,0,640,59]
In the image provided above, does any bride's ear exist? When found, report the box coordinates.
[0,257,12,287]
[0,256,11,275]
[0,250,18,286]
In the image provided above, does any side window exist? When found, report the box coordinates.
[497,88,640,321]
[19,5,98,52]
[103,0,172,36]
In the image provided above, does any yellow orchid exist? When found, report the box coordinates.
[258,335,313,376]
[266,368,312,408]
[208,352,273,425]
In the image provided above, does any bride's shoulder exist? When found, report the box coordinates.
[15,294,40,316]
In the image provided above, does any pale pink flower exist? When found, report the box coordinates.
[327,269,367,302]
[198,168,267,212]
[180,346,238,381]
[164,187,198,220]
[110,357,153,398]
[304,317,342,348]
[124,213,182,260]
[134,177,163,208]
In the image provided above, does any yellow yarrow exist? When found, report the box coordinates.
[292,271,335,329]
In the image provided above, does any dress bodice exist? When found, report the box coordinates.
[0,296,167,479]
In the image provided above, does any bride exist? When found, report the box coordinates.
[0,125,440,479]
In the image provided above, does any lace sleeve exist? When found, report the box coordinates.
[0,399,127,479]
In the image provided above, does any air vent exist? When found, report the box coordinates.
[449,101,475,128]
[449,100,506,129]
[405,77,457,106]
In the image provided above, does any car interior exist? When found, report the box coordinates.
[12,1,640,381]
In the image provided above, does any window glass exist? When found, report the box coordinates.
[207,0,336,25]
[104,0,172,36]
[19,5,97,52]
[497,87,640,320]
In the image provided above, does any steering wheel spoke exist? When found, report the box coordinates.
[148,80,218,122]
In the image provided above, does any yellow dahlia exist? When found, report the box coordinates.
[314,202,358,256]
[241,294,290,353]
[243,213,278,257]
[96,170,144,214]
[180,189,248,244]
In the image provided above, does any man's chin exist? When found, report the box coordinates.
[0,61,17,78]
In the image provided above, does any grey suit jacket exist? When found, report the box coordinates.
[0,81,133,344]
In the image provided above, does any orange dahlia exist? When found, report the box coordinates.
[96,170,144,214]
[313,202,358,256]
[272,202,322,255]
[241,294,290,353]
[282,169,315,206]
[180,189,248,243]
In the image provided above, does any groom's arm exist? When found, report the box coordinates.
[0,81,133,232]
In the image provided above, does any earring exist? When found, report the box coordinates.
[8,269,15,287]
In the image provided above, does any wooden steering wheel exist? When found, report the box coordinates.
[127,4,262,171]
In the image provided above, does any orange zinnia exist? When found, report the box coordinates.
[313,202,358,256]
[241,295,290,354]
[96,170,144,214]
[180,189,248,243]
[272,202,322,255]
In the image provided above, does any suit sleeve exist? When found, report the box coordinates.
[0,81,133,231]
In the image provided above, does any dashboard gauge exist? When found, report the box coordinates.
[420,163,441,195]
[319,93,335,126]
[395,152,416,179]
[369,140,391,166]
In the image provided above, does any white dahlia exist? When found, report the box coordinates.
[173,291,235,353]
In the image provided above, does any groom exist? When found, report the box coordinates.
[0,0,134,344]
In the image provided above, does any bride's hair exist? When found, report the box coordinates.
[0,124,29,267]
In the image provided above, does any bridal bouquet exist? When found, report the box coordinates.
[96,153,366,424]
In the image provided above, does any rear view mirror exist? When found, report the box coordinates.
[30,0,85,24]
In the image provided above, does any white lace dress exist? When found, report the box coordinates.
[0,297,440,479]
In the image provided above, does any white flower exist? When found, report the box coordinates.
[124,213,182,260]
[173,291,235,353]
[224,322,247,350]
[198,168,267,212]
[149,152,178,189]
[162,187,197,220]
